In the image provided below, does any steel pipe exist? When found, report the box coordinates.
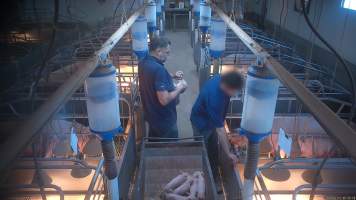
[85,159,104,200]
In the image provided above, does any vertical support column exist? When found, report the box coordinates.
[212,58,220,75]
[106,169,120,200]
[102,140,120,200]
[194,26,199,48]
[161,0,165,33]
[199,47,211,90]
[134,104,146,143]
[193,0,200,49]
[189,12,194,47]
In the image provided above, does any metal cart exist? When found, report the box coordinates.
[131,137,219,200]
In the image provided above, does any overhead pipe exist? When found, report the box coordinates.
[210,2,356,200]
[192,0,201,48]
[0,6,145,173]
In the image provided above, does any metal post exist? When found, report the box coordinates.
[190,17,195,47]
[199,47,211,89]
[84,159,104,200]
[107,178,119,200]
[160,17,164,35]
[212,59,220,75]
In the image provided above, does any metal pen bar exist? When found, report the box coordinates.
[210,2,356,160]
[85,159,104,200]
[292,184,356,200]
[259,158,356,170]
[14,165,96,170]
[15,158,97,169]
[95,177,104,200]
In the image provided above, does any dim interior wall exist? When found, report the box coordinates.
[20,0,144,26]
[245,0,356,90]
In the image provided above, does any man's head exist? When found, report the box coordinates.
[149,36,171,63]
[220,71,244,97]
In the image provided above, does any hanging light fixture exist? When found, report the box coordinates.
[71,159,92,179]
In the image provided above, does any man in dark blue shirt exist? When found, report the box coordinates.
[139,37,187,139]
[191,71,244,168]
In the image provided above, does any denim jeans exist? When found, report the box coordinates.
[191,123,219,180]
[148,123,179,140]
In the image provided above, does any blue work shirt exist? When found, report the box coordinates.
[190,75,230,131]
[138,55,177,131]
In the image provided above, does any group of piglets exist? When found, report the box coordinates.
[160,171,205,200]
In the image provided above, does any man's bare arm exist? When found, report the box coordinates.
[156,80,187,106]
[216,127,238,164]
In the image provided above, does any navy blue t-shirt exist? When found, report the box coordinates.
[138,55,177,131]
[190,75,230,131]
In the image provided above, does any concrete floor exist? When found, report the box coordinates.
[164,31,199,138]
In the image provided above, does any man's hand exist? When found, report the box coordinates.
[156,80,187,106]
[227,153,238,165]
[229,134,248,147]
[176,79,188,93]
[216,127,238,166]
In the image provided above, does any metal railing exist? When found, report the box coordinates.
[1,158,105,200]
[254,158,356,200]
[293,184,356,200]
[0,184,65,200]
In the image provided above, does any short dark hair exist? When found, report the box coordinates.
[221,71,244,90]
[149,36,171,52]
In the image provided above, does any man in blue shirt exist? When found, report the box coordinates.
[191,71,244,169]
[139,37,187,139]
